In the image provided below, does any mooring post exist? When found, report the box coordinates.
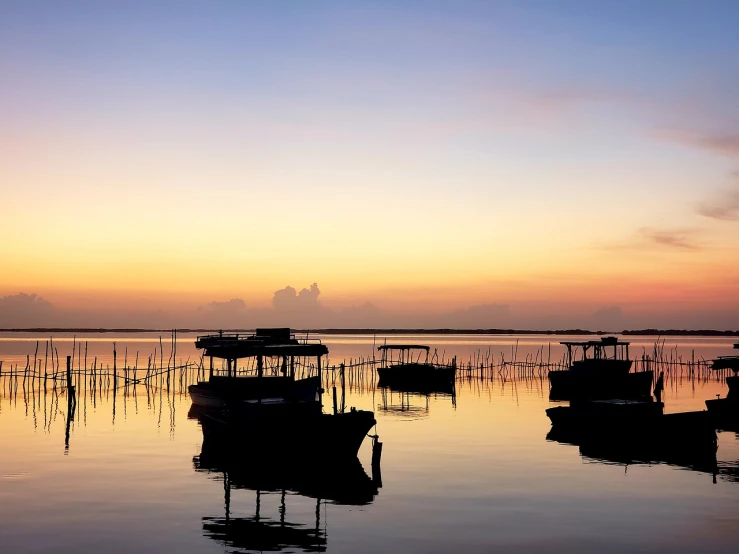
[371,435,383,487]
[332,386,338,415]
[66,355,74,398]
[317,355,323,409]
[340,362,346,413]
[113,343,117,389]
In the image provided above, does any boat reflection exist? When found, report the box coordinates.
[547,426,719,477]
[378,383,456,418]
[193,412,382,553]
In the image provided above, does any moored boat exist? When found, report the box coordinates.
[705,355,739,430]
[546,398,717,452]
[191,327,377,460]
[548,337,652,400]
[189,328,324,409]
[376,344,456,390]
[198,402,377,459]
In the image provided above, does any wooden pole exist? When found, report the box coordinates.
[66,355,74,397]
[340,362,346,413]
[317,355,323,409]
[113,343,117,391]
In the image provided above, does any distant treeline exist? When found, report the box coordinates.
[621,329,739,336]
[0,327,737,336]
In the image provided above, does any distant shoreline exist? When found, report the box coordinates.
[0,328,737,337]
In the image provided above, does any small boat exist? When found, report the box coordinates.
[548,337,653,400]
[192,328,377,460]
[376,344,456,391]
[711,356,739,399]
[546,398,717,452]
[705,355,739,430]
[198,402,377,460]
[189,328,323,409]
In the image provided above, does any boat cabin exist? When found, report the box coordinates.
[190,328,328,408]
[196,328,328,380]
[560,337,630,367]
[712,356,739,375]
[377,344,430,367]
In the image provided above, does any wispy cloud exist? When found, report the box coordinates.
[638,227,702,250]
[656,129,739,158]
[601,227,704,252]
[697,171,739,221]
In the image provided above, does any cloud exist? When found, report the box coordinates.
[201,298,247,313]
[590,306,624,330]
[602,228,703,252]
[638,227,702,250]
[439,303,512,328]
[272,283,321,312]
[0,293,55,327]
[656,129,739,158]
[697,172,739,220]
[654,130,739,221]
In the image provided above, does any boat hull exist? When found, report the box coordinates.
[189,376,320,409]
[548,367,652,401]
[706,397,739,431]
[726,375,739,400]
[377,363,456,390]
[197,402,377,460]
[546,402,716,452]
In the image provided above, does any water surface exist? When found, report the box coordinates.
[1,333,737,553]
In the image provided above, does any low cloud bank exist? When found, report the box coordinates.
[1,286,738,330]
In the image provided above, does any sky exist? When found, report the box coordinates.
[1,0,739,329]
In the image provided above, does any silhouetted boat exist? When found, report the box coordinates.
[189,328,322,408]
[192,328,376,459]
[546,399,717,452]
[194,417,381,505]
[198,402,376,459]
[705,355,739,430]
[377,344,456,390]
[548,337,653,400]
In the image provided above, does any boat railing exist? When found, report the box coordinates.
[195,332,324,349]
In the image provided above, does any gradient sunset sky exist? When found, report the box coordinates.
[1,1,738,329]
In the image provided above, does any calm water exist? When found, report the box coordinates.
[1,332,738,553]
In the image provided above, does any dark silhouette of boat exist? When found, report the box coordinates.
[190,328,376,459]
[705,355,739,430]
[376,344,456,390]
[548,337,652,400]
[546,398,717,455]
[197,401,376,459]
[194,419,381,553]
[189,328,323,408]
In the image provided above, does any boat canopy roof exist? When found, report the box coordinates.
[560,337,629,347]
[196,329,328,359]
[377,344,431,352]
[712,356,739,372]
